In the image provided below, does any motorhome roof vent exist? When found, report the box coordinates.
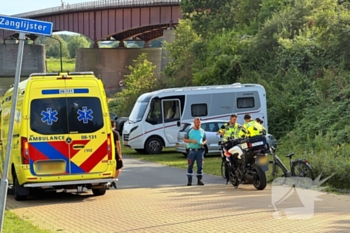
[244,84,256,87]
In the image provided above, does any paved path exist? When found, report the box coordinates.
[6,157,350,233]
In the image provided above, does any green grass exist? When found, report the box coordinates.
[122,145,292,182]
[3,210,52,233]
[46,58,76,73]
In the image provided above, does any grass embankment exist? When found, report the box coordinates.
[46,58,75,73]
[3,210,52,233]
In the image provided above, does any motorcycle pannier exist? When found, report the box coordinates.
[246,135,266,150]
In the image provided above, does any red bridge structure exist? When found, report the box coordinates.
[0,0,182,46]
[0,0,182,96]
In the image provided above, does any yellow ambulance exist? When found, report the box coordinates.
[0,72,116,200]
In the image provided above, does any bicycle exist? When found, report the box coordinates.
[269,145,314,181]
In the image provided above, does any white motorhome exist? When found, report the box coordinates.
[122,83,268,154]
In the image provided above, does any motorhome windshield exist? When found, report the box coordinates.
[129,101,148,123]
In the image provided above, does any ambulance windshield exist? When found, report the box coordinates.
[30,97,104,134]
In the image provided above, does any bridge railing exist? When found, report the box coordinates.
[14,0,181,18]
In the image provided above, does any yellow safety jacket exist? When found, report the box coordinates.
[218,122,243,141]
[243,120,262,137]
[255,122,267,135]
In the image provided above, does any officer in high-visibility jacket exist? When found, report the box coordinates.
[217,114,243,141]
[243,114,262,137]
[216,114,245,184]
[255,117,267,135]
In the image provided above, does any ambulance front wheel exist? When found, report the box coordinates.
[92,188,106,196]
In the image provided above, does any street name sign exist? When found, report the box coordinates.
[0,15,53,36]
[0,15,53,233]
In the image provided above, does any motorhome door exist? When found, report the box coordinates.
[162,99,181,144]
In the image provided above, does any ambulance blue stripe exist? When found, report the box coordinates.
[41,88,89,94]
[31,142,85,174]
[31,142,69,173]
[29,159,36,175]
[42,89,59,94]
[73,88,89,93]
[70,163,86,174]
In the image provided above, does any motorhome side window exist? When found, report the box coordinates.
[191,104,207,117]
[237,97,255,108]
[146,99,162,125]
[163,100,180,122]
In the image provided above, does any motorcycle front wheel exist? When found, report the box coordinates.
[252,165,267,190]
[228,167,239,188]
[220,160,226,179]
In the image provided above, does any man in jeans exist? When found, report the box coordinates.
[184,117,207,186]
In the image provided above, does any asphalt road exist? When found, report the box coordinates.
[117,156,224,189]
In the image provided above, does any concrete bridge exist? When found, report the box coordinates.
[0,0,182,96]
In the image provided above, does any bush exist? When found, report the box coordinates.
[277,131,350,190]
[109,53,158,117]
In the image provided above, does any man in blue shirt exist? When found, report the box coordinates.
[184,117,207,186]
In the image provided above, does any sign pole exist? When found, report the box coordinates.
[0,32,26,232]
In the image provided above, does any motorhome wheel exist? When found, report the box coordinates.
[145,137,163,154]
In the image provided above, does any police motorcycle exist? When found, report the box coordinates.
[219,134,269,190]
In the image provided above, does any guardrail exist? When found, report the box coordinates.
[14,0,181,18]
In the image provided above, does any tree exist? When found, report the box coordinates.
[163,19,200,87]
[112,53,157,116]
[36,35,70,58]
[180,0,235,39]
[67,35,92,58]
[47,35,70,58]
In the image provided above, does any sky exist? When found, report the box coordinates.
[1,0,92,15]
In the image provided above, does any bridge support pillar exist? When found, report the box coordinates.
[0,44,45,77]
[119,41,125,48]
[144,41,150,48]
[93,42,99,48]
[75,48,162,97]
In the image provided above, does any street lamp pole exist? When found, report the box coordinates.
[48,36,63,72]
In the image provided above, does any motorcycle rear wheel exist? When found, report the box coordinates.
[252,165,267,190]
